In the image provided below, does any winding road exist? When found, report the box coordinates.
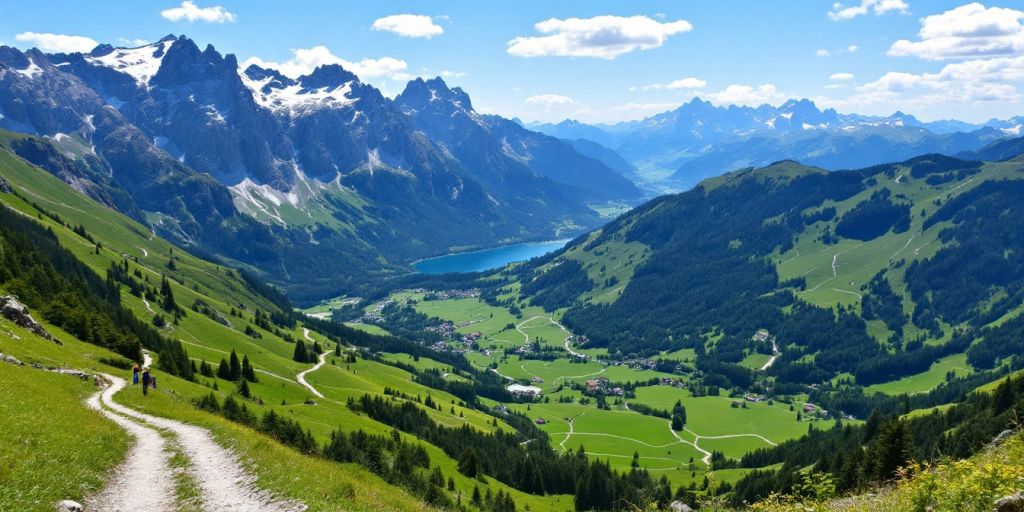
[295,352,327,399]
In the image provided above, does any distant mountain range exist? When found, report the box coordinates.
[0,35,640,301]
[529,98,1018,189]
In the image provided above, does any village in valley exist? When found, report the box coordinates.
[308,285,847,487]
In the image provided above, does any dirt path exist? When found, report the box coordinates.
[94,372,305,511]
[141,297,154,314]
[85,352,304,511]
[296,352,327,399]
[85,377,177,512]
[559,413,584,450]
[831,288,863,299]
[302,327,314,342]
[760,338,780,371]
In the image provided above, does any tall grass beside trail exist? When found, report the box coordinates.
[733,431,1024,512]
[0,363,131,512]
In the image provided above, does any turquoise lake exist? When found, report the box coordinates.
[413,239,570,274]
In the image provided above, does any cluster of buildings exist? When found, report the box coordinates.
[584,377,624,396]
[426,289,480,300]
[359,298,396,323]
[507,384,542,398]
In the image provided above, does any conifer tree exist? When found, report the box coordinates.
[293,340,309,363]
[160,275,176,312]
[217,358,232,379]
[242,355,257,382]
[229,349,242,381]
[238,378,251,399]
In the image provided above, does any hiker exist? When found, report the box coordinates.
[132,364,140,385]
[151,373,157,390]
[142,368,151,396]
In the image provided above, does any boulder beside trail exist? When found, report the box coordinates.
[55,500,82,512]
[0,175,11,193]
[996,492,1024,512]
[0,295,58,343]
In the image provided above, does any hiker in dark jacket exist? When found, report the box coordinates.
[132,364,140,385]
[141,369,151,396]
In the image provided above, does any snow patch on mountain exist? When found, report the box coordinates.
[86,40,174,87]
[240,72,356,114]
[14,58,43,79]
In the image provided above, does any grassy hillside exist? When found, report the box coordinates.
[507,156,1024,395]
[0,143,574,511]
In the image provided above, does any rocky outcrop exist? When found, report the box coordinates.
[992,429,1016,447]
[0,352,23,366]
[996,492,1024,512]
[0,175,10,193]
[0,295,58,343]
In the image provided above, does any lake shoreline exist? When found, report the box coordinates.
[412,239,571,274]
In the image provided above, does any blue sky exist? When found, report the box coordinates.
[2,0,1023,123]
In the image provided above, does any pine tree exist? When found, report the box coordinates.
[159,275,176,312]
[312,341,322,355]
[869,419,912,481]
[334,343,341,356]
[242,355,257,382]
[229,350,242,381]
[217,358,232,379]
[457,447,480,477]
[293,340,309,363]
[238,379,251,399]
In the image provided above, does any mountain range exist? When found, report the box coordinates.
[0,34,640,301]
[530,98,1018,189]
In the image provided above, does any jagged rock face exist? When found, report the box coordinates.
[0,45,239,240]
[0,175,10,193]
[396,77,641,202]
[0,295,57,342]
[0,47,104,136]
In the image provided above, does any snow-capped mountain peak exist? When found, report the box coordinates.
[85,37,175,87]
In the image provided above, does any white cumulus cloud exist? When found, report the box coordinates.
[15,32,98,53]
[830,72,856,80]
[440,70,466,78]
[848,44,860,52]
[634,76,706,91]
[888,3,1024,60]
[161,1,236,23]
[507,15,692,59]
[826,55,1024,113]
[371,14,444,38]
[816,49,832,57]
[524,94,575,105]
[702,83,786,106]
[829,0,909,21]
[242,46,410,81]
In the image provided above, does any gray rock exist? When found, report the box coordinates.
[992,429,1016,447]
[55,500,82,512]
[0,175,10,193]
[0,352,23,366]
[996,492,1024,512]
[51,368,90,380]
[0,295,58,343]
[669,500,693,512]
